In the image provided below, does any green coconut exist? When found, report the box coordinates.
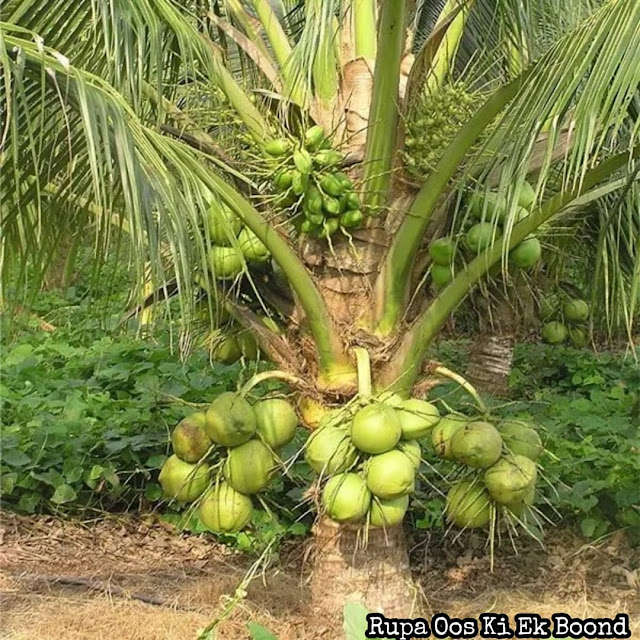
[468,192,506,221]
[429,238,456,265]
[398,440,421,469]
[538,297,557,321]
[450,421,503,469]
[517,181,536,209]
[511,236,541,268]
[158,455,210,502]
[205,392,256,447]
[254,398,298,449]
[207,204,242,245]
[223,439,276,494]
[484,454,537,505]
[236,330,259,360]
[466,222,497,253]
[238,227,270,263]
[199,482,253,532]
[305,426,357,474]
[568,325,589,348]
[432,414,466,460]
[445,480,492,528]
[541,321,567,345]
[366,450,416,499]
[212,334,241,364]
[505,484,535,518]
[376,391,405,408]
[395,398,440,440]
[207,246,244,280]
[431,264,453,289]
[563,299,590,323]
[171,412,212,463]
[322,473,371,523]
[498,420,543,461]
[369,495,410,528]
[350,404,401,454]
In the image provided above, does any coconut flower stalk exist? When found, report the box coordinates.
[2,0,640,626]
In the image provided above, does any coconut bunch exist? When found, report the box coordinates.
[305,394,440,527]
[263,126,366,238]
[206,204,271,281]
[539,295,590,347]
[433,416,543,529]
[402,82,477,179]
[158,393,298,533]
[426,180,542,290]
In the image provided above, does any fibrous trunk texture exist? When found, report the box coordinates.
[309,518,420,632]
[466,333,515,396]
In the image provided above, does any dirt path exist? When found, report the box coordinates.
[0,512,638,640]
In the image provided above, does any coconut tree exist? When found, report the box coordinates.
[2,0,640,625]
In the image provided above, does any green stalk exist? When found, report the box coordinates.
[353,0,377,59]
[226,0,273,61]
[379,149,639,395]
[426,0,473,93]
[251,0,305,105]
[187,159,354,385]
[361,0,406,213]
[373,79,523,335]
[240,370,305,396]
[354,347,372,398]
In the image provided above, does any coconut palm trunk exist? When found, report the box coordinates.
[3,0,640,627]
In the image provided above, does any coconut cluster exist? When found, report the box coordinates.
[402,82,477,179]
[435,417,543,529]
[427,181,541,289]
[306,394,439,528]
[539,295,590,347]
[263,126,366,238]
[158,393,298,533]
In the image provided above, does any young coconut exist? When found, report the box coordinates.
[305,426,357,475]
[171,412,212,463]
[395,398,440,440]
[207,246,244,280]
[428,237,456,266]
[350,404,401,454]
[541,321,567,344]
[322,473,371,523]
[365,450,416,499]
[207,204,242,245]
[199,482,253,533]
[205,392,256,447]
[445,480,492,528]
[568,326,589,348]
[254,398,298,449]
[484,454,537,505]
[158,455,210,502]
[432,414,466,460]
[223,439,276,495]
[238,227,270,263]
[450,421,503,469]
[211,334,242,364]
[504,484,535,518]
[498,420,543,461]
[369,495,410,528]
[563,298,590,323]
[398,440,422,469]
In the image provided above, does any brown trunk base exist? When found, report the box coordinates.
[308,517,422,633]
